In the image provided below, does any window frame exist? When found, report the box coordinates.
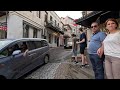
[33,28,38,38]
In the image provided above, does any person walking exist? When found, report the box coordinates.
[88,22,106,79]
[71,33,78,64]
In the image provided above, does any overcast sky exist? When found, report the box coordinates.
[55,11,82,19]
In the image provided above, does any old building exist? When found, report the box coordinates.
[61,16,81,47]
[0,11,64,47]
[44,11,64,47]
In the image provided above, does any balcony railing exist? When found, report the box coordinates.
[45,20,64,34]
[75,11,104,25]
[80,11,103,20]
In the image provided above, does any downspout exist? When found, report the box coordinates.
[5,11,8,38]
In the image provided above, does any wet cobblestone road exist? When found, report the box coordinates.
[24,47,94,79]
[24,47,72,79]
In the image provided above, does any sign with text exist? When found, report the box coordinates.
[0,22,7,31]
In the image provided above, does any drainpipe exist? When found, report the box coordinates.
[5,11,8,38]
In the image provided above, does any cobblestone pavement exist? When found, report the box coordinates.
[24,47,94,79]
[24,47,72,79]
[54,61,94,79]
[25,63,61,79]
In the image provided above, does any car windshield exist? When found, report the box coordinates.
[0,40,12,50]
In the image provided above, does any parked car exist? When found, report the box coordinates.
[64,41,72,49]
[0,38,50,79]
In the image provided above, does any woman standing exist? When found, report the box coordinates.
[103,18,120,79]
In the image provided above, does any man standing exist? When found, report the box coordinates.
[77,28,89,68]
[88,22,106,79]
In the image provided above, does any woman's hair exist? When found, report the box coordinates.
[104,18,119,29]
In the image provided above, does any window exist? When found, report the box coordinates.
[33,28,38,38]
[54,36,57,43]
[18,42,28,53]
[23,23,29,38]
[27,41,36,50]
[0,43,20,57]
[34,41,42,48]
[44,12,48,22]
[0,49,9,57]
[49,34,51,43]
[50,16,52,21]
[58,23,59,27]
[74,29,75,32]
[0,26,7,39]
[41,40,48,47]
[37,11,41,18]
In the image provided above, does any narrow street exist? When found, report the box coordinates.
[23,47,94,79]
[24,47,72,79]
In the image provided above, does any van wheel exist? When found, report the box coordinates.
[44,55,49,64]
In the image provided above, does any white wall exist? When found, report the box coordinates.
[7,11,44,39]
[47,11,63,29]
[29,27,33,38]
[3,11,63,47]
[45,11,63,47]
[37,30,42,38]
[7,14,23,39]
[9,11,44,30]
